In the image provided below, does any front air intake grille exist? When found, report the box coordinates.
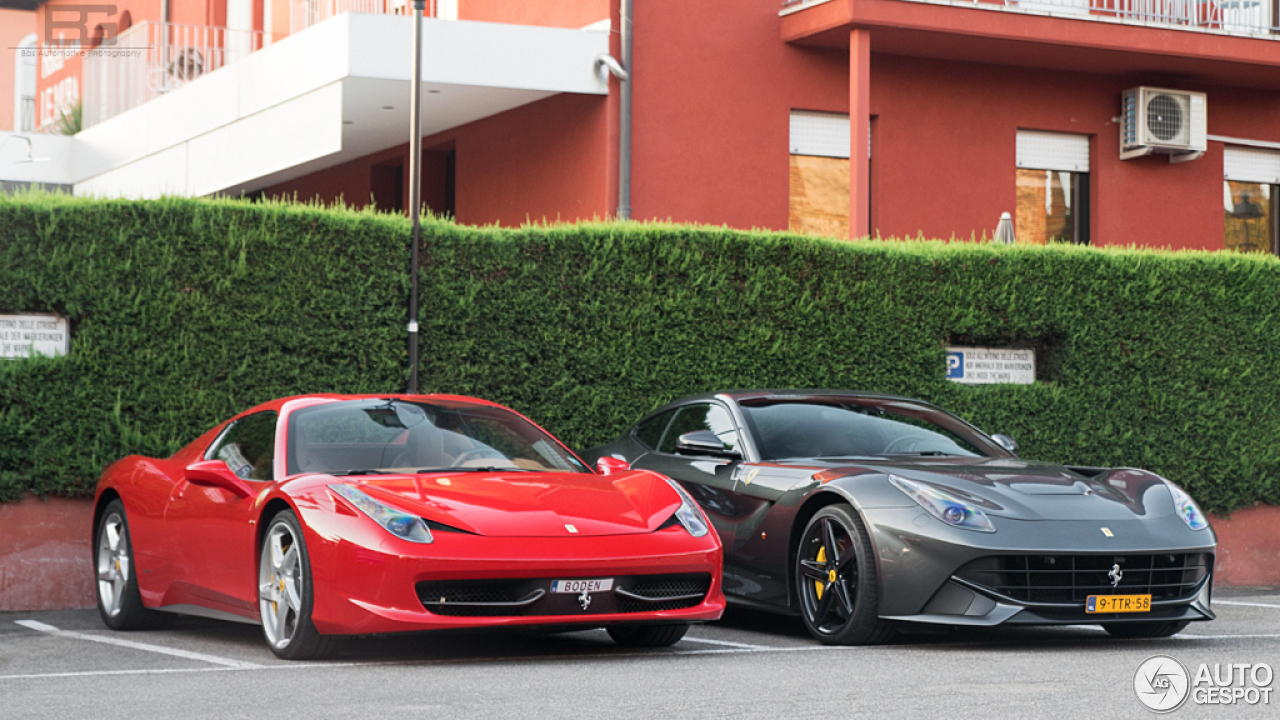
[617,575,712,613]
[955,553,1211,605]
[417,580,532,616]
[416,573,712,617]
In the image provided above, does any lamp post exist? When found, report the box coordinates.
[406,0,425,394]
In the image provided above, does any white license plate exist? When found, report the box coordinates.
[550,578,614,594]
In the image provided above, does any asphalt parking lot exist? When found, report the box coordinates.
[3,589,1279,719]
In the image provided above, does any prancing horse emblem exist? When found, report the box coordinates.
[578,588,593,610]
[1109,563,1124,588]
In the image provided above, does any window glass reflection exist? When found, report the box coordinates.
[1224,181,1275,254]
[1015,168,1081,245]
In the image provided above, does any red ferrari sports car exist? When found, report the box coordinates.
[93,394,724,659]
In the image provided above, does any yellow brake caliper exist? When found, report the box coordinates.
[815,546,826,600]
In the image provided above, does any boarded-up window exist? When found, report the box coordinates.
[789,155,849,238]
[789,111,851,238]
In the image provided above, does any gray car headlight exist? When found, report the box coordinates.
[890,474,996,533]
[663,477,710,537]
[1164,480,1209,531]
[330,484,434,544]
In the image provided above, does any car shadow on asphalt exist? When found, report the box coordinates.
[136,609,1222,664]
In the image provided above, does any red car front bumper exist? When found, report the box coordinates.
[303,512,725,636]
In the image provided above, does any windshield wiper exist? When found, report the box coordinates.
[880,451,957,457]
[332,469,396,476]
[414,466,534,474]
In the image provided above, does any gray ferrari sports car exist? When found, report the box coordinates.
[586,390,1216,644]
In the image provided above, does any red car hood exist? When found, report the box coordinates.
[340,469,682,537]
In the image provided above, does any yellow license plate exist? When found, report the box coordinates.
[1086,594,1151,613]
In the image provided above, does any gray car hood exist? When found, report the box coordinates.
[802,456,1177,522]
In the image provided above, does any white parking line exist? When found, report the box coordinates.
[0,643,856,681]
[1214,600,1280,609]
[1178,633,1280,640]
[14,620,263,669]
[680,636,770,650]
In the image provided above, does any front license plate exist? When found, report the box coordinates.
[550,578,614,594]
[1086,594,1152,613]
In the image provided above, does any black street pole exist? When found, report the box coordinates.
[407,0,424,394]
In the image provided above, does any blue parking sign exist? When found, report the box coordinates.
[946,351,964,379]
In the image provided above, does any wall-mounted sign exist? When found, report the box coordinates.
[946,347,1035,385]
[0,314,69,359]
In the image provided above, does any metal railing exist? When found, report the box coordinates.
[82,21,270,129]
[290,0,436,34]
[782,0,1278,37]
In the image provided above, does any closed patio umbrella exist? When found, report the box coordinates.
[994,212,1015,244]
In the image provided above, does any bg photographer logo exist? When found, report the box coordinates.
[1134,655,1190,713]
[44,5,119,45]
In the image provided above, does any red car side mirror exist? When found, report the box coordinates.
[596,456,630,476]
[185,459,254,498]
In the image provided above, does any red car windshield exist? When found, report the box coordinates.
[286,399,588,476]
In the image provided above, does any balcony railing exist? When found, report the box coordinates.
[82,3,441,128]
[83,21,270,129]
[290,0,436,34]
[783,0,1278,38]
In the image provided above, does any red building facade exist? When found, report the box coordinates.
[14,0,1280,251]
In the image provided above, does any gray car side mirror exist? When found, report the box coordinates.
[991,433,1019,455]
[675,430,740,458]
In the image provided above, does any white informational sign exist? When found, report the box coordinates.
[946,347,1035,385]
[0,314,70,359]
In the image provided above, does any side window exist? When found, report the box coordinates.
[207,411,278,481]
[657,404,740,454]
[633,409,676,450]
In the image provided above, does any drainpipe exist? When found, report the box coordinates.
[594,10,630,220]
[161,0,170,92]
[618,0,632,220]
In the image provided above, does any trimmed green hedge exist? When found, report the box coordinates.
[2,193,1278,514]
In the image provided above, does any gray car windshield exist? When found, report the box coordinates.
[740,400,995,460]
[287,399,588,476]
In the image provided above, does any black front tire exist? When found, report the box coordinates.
[1103,620,1191,639]
[94,499,175,631]
[795,504,895,645]
[607,623,690,647]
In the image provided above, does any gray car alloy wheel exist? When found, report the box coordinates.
[96,510,131,618]
[259,519,304,651]
[795,504,894,645]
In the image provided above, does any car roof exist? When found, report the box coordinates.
[637,389,935,424]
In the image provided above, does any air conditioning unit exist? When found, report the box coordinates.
[1119,87,1207,164]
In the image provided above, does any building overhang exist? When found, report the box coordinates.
[10,14,608,198]
[781,0,1280,90]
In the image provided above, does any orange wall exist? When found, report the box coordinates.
[629,0,1280,248]
[263,92,611,226]
[0,9,37,133]
[460,0,609,29]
